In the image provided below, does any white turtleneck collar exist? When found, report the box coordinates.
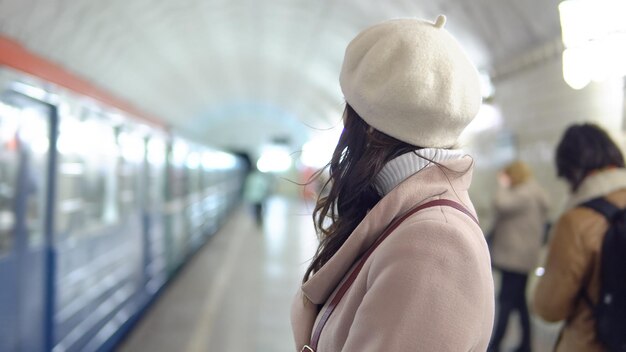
[374,148,468,197]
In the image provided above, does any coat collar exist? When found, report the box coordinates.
[565,168,626,210]
[301,156,475,304]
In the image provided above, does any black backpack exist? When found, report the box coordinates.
[581,197,626,351]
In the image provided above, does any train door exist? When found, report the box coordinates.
[0,90,52,352]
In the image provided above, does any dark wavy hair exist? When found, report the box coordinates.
[302,104,421,283]
[556,123,625,192]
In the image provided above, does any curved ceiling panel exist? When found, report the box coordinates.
[0,0,562,155]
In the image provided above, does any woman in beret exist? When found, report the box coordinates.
[291,15,494,352]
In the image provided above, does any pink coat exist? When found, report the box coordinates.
[291,158,494,351]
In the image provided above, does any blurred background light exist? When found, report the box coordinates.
[460,104,503,139]
[172,140,189,165]
[559,0,626,89]
[0,101,20,143]
[186,151,200,169]
[257,146,292,173]
[147,138,166,165]
[535,267,546,277]
[118,131,145,163]
[202,150,238,170]
[300,126,342,169]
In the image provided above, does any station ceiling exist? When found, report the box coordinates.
[0,0,562,157]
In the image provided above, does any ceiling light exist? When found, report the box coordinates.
[559,0,626,89]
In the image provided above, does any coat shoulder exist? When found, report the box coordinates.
[371,209,488,276]
[557,205,605,234]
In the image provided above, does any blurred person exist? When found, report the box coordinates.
[488,161,549,352]
[291,16,494,351]
[243,167,271,226]
[533,123,626,352]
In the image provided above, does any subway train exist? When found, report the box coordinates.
[0,66,247,352]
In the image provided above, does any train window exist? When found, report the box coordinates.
[147,137,166,209]
[117,131,144,218]
[187,152,201,195]
[56,114,119,238]
[0,97,49,253]
[169,164,186,200]
[169,140,188,200]
[0,101,19,254]
[17,105,49,247]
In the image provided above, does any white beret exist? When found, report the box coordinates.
[339,15,482,148]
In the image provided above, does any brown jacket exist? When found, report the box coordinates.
[291,158,494,351]
[533,168,626,352]
[491,180,549,273]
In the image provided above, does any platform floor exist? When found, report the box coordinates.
[116,196,561,352]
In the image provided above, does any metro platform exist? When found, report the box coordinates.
[116,196,561,352]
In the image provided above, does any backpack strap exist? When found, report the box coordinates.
[579,197,621,308]
[581,197,621,222]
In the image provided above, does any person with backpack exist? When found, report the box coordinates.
[533,123,626,352]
